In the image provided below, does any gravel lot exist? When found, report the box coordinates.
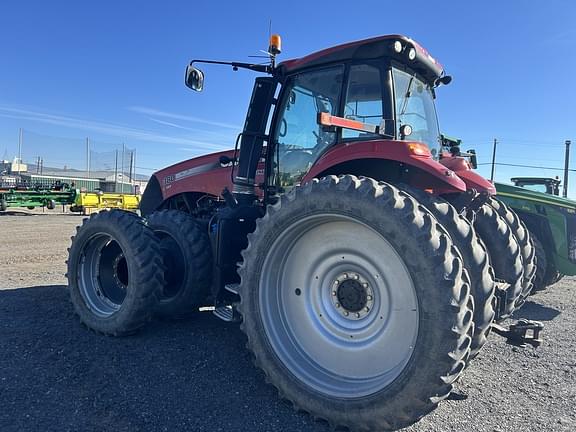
[0,211,575,432]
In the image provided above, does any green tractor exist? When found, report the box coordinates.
[495,179,576,291]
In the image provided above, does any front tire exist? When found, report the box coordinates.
[67,210,164,335]
[238,176,473,431]
[398,185,495,360]
[488,198,536,308]
[473,203,524,320]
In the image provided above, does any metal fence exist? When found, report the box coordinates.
[1,130,139,192]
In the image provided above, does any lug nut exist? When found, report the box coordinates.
[356,313,361,318]
[334,280,339,285]
[367,295,372,301]
[362,283,368,288]
[335,303,340,308]
[343,273,348,279]
[332,291,337,296]
[353,274,359,280]
[344,311,349,316]
[365,307,370,312]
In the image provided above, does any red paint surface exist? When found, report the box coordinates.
[303,140,466,193]
[440,155,496,195]
[152,140,471,202]
[279,34,443,74]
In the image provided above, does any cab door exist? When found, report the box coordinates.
[271,66,344,191]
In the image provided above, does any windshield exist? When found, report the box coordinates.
[521,184,549,194]
[392,68,440,148]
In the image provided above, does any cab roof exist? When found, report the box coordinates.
[277,34,445,83]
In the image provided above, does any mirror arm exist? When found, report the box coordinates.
[190,59,271,74]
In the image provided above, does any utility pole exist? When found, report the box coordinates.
[490,138,498,182]
[121,143,125,189]
[17,128,23,177]
[114,149,118,193]
[36,156,40,174]
[563,139,571,198]
[86,137,90,178]
[129,151,134,183]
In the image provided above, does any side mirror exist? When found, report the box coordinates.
[185,64,204,91]
[468,149,478,169]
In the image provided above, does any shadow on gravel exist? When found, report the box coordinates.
[0,211,34,216]
[514,300,561,321]
[0,285,325,432]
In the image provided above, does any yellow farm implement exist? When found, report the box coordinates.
[70,192,140,213]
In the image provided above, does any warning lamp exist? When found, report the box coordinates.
[407,47,417,61]
[393,40,403,53]
[407,142,431,157]
[269,34,282,55]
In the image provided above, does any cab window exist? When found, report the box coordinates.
[273,66,344,189]
[343,64,383,139]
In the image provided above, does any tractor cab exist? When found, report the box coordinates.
[511,177,561,195]
[183,34,468,202]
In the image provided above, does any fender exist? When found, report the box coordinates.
[140,149,268,215]
[140,150,235,215]
[302,140,467,194]
[440,156,496,195]
[154,149,236,200]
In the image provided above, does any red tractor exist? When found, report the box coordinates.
[67,34,535,430]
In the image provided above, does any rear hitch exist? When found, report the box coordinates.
[491,319,544,348]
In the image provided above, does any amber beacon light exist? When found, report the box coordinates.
[269,34,282,55]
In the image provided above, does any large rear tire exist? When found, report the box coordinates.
[146,210,212,318]
[488,198,536,308]
[238,176,473,431]
[473,203,524,320]
[67,210,164,335]
[398,185,495,360]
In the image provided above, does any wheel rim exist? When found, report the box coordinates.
[259,214,419,398]
[154,230,186,300]
[78,234,129,317]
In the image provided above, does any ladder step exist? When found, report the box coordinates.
[224,283,240,295]
[213,305,241,323]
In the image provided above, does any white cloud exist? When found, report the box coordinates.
[0,105,229,151]
[128,106,242,130]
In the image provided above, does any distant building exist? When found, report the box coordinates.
[2,159,148,194]
[0,158,27,174]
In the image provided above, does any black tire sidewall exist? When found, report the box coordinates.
[68,211,161,334]
[146,210,212,317]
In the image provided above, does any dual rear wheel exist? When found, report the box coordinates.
[67,209,212,335]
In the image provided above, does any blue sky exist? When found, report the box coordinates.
[0,1,575,194]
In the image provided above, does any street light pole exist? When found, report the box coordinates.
[490,138,498,182]
[563,140,571,198]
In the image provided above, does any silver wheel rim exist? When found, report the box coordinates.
[259,214,419,398]
[78,234,129,317]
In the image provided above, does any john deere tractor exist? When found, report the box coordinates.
[67,34,537,430]
[495,179,576,291]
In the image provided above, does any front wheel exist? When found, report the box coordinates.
[238,176,473,431]
[473,203,524,320]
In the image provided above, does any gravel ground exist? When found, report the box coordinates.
[0,211,575,432]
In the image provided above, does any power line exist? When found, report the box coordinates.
[477,162,576,172]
